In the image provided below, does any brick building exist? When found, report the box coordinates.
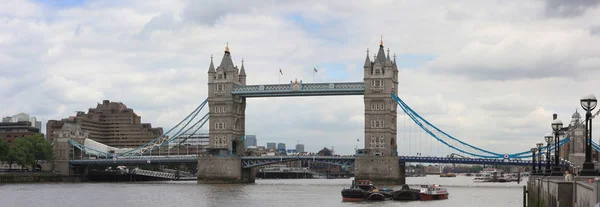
[0,121,41,145]
[46,100,163,148]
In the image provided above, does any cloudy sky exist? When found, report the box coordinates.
[2,0,600,156]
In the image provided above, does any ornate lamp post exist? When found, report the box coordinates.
[537,142,543,175]
[531,147,537,175]
[580,94,598,176]
[551,119,564,176]
[544,133,553,175]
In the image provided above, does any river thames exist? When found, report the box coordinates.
[1,175,525,207]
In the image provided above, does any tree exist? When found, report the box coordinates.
[12,138,35,170]
[0,140,9,163]
[4,134,55,170]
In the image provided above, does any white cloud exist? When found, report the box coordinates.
[1,0,599,156]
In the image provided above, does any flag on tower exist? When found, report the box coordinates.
[279,68,283,75]
[313,67,318,73]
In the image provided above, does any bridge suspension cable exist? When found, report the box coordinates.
[392,94,572,159]
[69,98,211,157]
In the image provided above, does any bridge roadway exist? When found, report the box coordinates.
[69,155,535,167]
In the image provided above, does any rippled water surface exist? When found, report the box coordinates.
[0,175,526,207]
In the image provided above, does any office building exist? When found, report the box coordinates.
[277,143,286,151]
[2,113,41,131]
[267,142,276,150]
[295,144,305,153]
[245,135,257,148]
[46,100,163,148]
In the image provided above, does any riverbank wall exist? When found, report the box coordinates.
[0,172,81,183]
[527,175,600,207]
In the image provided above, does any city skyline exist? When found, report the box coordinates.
[2,1,600,155]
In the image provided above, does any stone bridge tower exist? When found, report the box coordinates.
[363,39,399,156]
[207,43,246,156]
[355,39,404,185]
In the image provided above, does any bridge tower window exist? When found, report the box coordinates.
[215,84,225,92]
[215,122,226,130]
[372,79,383,88]
[370,103,384,110]
[371,120,384,128]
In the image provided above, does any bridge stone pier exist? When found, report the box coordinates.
[197,40,403,184]
[197,157,255,184]
[354,157,405,185]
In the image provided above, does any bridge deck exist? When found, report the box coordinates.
[232,82,364,97]
[69,155,536,167]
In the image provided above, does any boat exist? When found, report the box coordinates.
[341,180,390,201]
[419,184,449,200]
[391,184,421,201]
[439,173,456,177]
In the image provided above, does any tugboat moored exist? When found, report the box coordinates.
[419,184,449,200]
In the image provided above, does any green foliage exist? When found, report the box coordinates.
[0,134,54,170]
[0,140,9,164]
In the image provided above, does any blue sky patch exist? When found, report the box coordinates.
[33,0,88,8]
[285,13,346,46]
[396,54,436,69]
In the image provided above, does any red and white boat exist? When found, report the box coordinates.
[419,184,449,200]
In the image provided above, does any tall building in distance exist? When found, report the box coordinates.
[2,113,41,131]
[277,143,286,151]
[46,100,163,148]
[245,135,257,148]
[267,142,276,150]
[295,144,305,153]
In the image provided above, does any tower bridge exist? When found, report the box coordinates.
[56,39,587,185]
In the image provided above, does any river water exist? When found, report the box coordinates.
[0,175,525,207]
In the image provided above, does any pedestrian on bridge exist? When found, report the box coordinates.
[564,170,573,181]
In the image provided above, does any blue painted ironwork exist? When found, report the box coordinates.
[232,82,364,97]
[70,155,555,167]
[240,156,355,168]
[70,155,198,165]
[393,93,571,159]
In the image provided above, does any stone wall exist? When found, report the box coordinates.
[354,156,404,186]
[528,176,600,207]
[574,181,596,207]
[197,156,254,184]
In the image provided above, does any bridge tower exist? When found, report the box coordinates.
[206,43,247,156]
[198,44,254,184]
[355,38,404,185]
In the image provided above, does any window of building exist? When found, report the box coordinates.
[372,79,383,88]
[215,122,226,130]
[215,106,226,113]
[575,130,583,136]
[374,69,381,75]
[215,84,225,92]
[369,134,385,149]
[371,103,384,110]
[371,120,384,128]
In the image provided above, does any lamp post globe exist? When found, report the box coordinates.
[544,133,553,175]
[581,94,598,111]
[580,94,598,176]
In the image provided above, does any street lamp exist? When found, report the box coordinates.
[536,142,543,175]
[550,119,563,176]
[580,94,598,176]
[531,147,537,175]
[544,133,553,175]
